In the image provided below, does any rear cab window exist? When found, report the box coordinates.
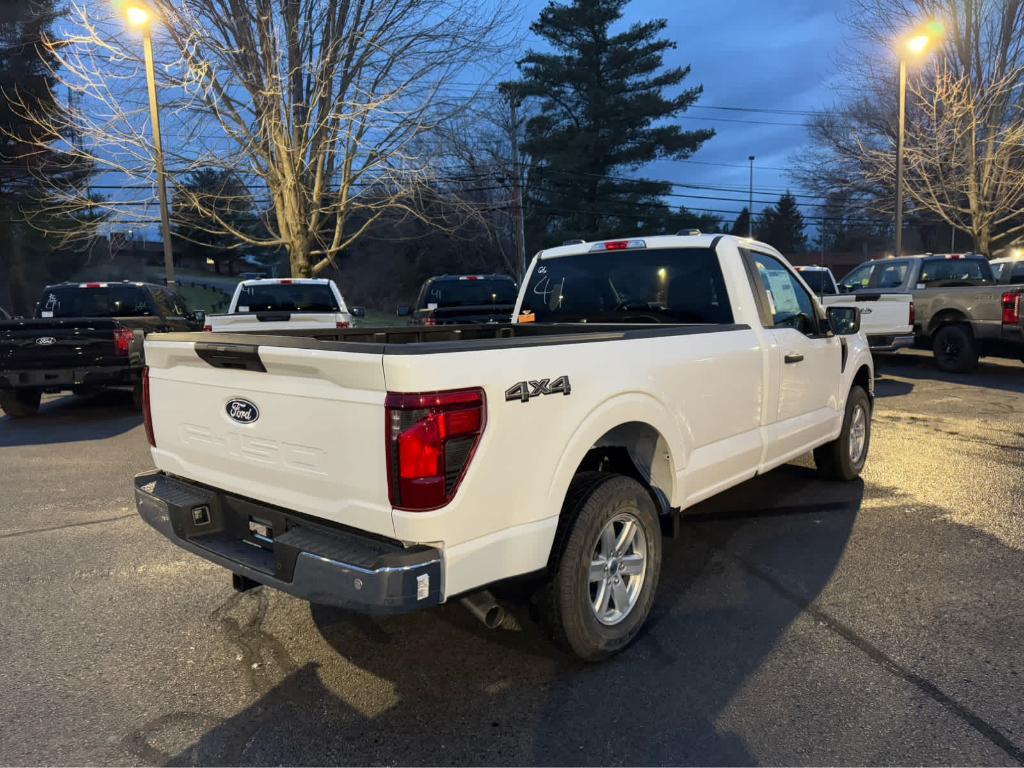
[521,247,734,325]
[418,278,517,309]
[797,269,837,295]
[234,283,340,313]
[918,258,993,286]
[37,285,155,318]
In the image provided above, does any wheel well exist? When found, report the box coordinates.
[927,309,971,338]
[571,422,675,519]
[853,364,871,400]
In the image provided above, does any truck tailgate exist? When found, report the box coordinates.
[208,313,341,332]
[144,337,394,538]
[0,318,121,371]
[824,293,913,337]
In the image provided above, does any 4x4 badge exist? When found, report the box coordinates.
[505,376,571,403]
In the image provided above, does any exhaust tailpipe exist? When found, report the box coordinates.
[460,590,505,629]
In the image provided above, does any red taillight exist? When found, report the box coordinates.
[385,388,486,511]
[83,282,104,288]
[423,316,437,326]
[279,279,293,285]
[142,367,156,447]
[113,327,134,356]
[203,324,213,332]
[909,301,916,327]
[336,321,350,329]
[604,241,630,250]
[1002,291,1021,325]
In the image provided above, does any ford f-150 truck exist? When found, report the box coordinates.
[398,274,518,326]
[0,281,204,417]
[206,278,362,332]
[838,253,1024,371]
[134,234,874,660]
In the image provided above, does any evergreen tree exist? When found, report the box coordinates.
[731,207,751,237]
[0,0,92,313]
[755,192,807,255]
[518,0,713,247]
[174,170,260,275]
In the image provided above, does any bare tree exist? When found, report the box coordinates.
[797,0,1024,254]
[9,0,515,276]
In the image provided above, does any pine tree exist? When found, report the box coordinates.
[0,0,92,312]
[174,170,259,275]
[755,192,807,255]
[731,208,751,237]
[518,0,713,246]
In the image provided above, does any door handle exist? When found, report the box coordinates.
[784,352,804,364]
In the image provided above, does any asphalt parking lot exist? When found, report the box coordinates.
[2,350,1023,766]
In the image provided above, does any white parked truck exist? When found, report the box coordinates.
[205,278,361,333]
[135,234,874,660]
[795,266,915,353]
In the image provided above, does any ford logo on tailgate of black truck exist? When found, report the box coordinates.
[226,398,260,424]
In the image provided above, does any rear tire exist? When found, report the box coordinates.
[932,324,978,373]
[814,385,871,481]
[0,389,42,418]
[538,472,662,662]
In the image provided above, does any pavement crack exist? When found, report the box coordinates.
[0,512,135,540]
[720,546,1024,764]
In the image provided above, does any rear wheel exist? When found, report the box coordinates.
[814,385,871,481]
[932,324,978,373]
[0,389,42,418]
[538,473,662,661]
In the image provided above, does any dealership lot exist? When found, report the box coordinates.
[2,351,1023,766]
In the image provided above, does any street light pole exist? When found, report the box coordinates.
[140,27,175,287]
[748,155,755,238]
[895,57,907,258]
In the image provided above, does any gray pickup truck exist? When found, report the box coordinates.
[838,253,1023,372]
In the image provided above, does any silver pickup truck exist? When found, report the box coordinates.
[838,253,1024,372]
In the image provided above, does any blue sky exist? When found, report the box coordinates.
[512,0,852,230]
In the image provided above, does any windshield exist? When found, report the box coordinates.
[799,270,837,295]
[234,283,340,313]
[919,258,992,285]
[418,279,517,309]
[36,285,153,318]
[521,248,733,324]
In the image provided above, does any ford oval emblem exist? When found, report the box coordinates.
[226,398,260,424]
[35,337,56,346]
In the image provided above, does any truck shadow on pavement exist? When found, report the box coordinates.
[0,391,140,446]
[881,353,1024,394]
[155,464,862,766]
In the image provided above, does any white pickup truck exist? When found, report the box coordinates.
[135,234,874,660]
[205,278,360,332]
[795,266,915,353]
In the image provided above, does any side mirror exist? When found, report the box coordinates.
[350,306,366,318]
[826,305,861,335]
[188,310,206,326]
[396,305,411,317]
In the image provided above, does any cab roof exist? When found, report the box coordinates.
[537,233,774,260]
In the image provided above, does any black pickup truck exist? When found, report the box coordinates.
[0,281,205,417]
[398,274,518,326]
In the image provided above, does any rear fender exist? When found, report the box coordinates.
[547,392,688,516]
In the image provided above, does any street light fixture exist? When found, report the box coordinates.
[120,1,176,287]
[894,21,943,258]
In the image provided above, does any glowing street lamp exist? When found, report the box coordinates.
[894,21,943,257]
[119,1,176,287]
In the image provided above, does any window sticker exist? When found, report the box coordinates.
[427,302,438,310]
[238,306,249,312]
[41,311,53,318]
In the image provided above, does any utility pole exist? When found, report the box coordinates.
[748,156,755,237]
[502,83,527,281]
[895,58,907,258]
[142,28,176,287]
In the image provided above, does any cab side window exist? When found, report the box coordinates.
[751,252,820,336]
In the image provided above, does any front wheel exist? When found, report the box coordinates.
[539,473,662,661]
[814,385,871,481]
[0,389,42,418]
